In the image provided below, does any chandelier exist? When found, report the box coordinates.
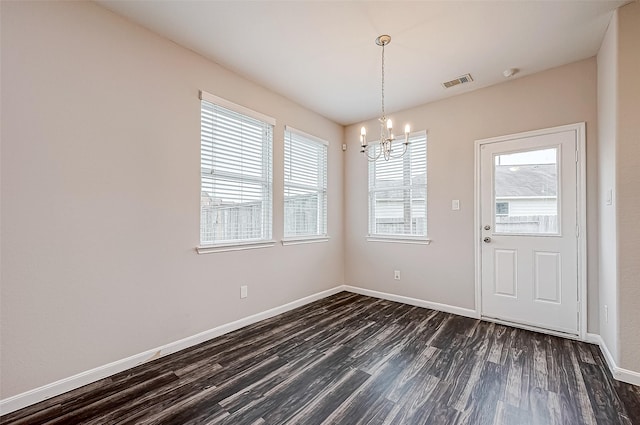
[360,35,410,162]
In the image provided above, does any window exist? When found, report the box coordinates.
[368,131,427,239]
[284,126,328,239]
[496,201,510,216]
[493,148,558,234]
[199,91,274,246]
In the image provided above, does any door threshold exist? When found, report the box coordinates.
[482,315,581,341]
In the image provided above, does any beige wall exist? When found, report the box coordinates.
[595,1,640,375]
[3,0,636,404]
[597,11,619,363]
[0,1,344,398]
[616,1,640,373]
[344,59,599,330]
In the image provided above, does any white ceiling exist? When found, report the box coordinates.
[96,0,624,126]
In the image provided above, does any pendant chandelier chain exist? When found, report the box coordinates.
[381,42,385,119]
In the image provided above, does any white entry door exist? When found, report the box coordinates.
[479,125,583,335]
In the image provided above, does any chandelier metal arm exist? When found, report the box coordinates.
[361,135,409,162]
[387,141,409,159]
[361,143,383,161]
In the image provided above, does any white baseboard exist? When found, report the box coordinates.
[4,286,637,417]
[0,286,344,416]
[343,285,479,319]
[585,333,640,386]
[343,287,640,386]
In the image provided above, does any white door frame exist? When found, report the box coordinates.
[474,122,587,340]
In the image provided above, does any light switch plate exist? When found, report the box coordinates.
[452,200,460,210]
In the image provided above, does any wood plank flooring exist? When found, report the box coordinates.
[2,292,639,424]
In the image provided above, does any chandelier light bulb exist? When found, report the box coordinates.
[360,126,367,147]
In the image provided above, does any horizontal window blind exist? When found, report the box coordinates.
[200,96,273,245]
[284,127,328,238]
[368,131,427,238]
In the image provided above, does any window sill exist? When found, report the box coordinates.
[196,240,276,254]
[281,236,330,246]
[366,236,431,245]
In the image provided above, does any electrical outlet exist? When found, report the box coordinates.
[394,270,401,280]
[604,305,608,323]
[240,285,248,299]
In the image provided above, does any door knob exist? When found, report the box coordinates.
[484,225,491,230]
[483,237,492,243]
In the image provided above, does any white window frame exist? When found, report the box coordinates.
[367,130,429,244]
[197,91,275,254]
[282,126,328,244]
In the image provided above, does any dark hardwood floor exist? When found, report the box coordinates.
[2,292,639,424]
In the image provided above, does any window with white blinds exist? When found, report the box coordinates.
[368,131,427,238]
[284,127,328,238]
[200,92,274,246]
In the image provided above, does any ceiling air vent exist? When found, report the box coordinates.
[442,74,473,89]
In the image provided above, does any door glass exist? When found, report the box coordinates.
[494,147,559,234]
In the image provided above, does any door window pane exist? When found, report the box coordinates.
[494,148,558,234]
